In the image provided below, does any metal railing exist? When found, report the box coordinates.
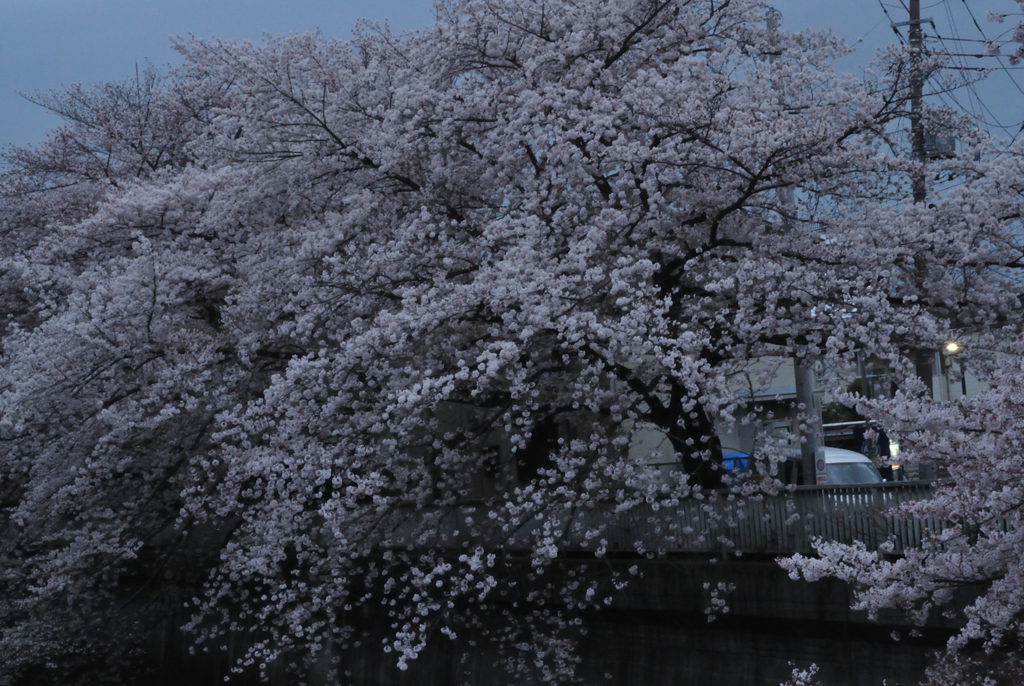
[385,481,946,557]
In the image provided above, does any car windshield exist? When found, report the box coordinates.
[826,462,883,485]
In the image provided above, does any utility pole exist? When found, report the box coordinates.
[896,1,943,405]
[766,10,821,484]
[793,360,821,484]
[909,0,927,204]
[856,351,878,462]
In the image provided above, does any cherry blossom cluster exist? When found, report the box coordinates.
[782,333,1024,684]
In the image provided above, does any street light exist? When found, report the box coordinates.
[943,341,967,398]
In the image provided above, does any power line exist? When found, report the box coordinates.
[929,34,1012,44]
[931,51,1014,58]
[942,0,985,122]
[931,77,1020,135]
[958,0,989,36]
[878,0,909,44]
[900,0,1024,143]
[871,0,1024,141]
[853,15,891,48]
[958,0,1024,102]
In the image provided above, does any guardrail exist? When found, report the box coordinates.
[591,480,945,556]
[385,481,946,557]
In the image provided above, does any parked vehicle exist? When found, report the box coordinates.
[658,447,884,487]
[741,447,884,486]
[817,447,884,485]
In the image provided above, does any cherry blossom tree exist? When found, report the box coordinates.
[2,0,1022,683]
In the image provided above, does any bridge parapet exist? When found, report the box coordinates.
[386,481,947,557]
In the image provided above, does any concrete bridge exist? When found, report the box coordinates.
[150,482,958,686]
[389,480,945,557]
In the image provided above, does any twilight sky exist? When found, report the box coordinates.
[1,0,1022,148]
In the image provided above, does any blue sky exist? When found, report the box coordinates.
[1,1,1022,148]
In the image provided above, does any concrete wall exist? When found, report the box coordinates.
[143,557,955,686]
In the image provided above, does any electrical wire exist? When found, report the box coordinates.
[933,51,1012,57]
[941,0,984,122]
[869,0,1024,142]
[959,0,1024,102]
[957,0,1024,141]
[913,0,1024,142]
[930,33,1014,44]
[853,15,891,48]
[878,0,909,44]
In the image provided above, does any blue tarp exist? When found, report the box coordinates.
[722,451,749,472]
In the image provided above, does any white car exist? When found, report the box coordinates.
[772,446,884,485]
[817,447,884,485]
